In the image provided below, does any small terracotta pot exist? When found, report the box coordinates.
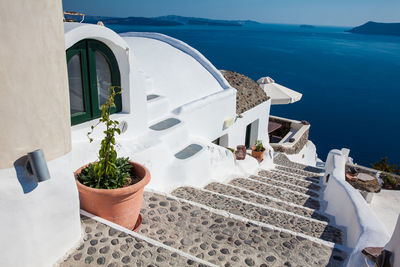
[251,146,265,161]
[75,161,150,230]
[235,145,247,160]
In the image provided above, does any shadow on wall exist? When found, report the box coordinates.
[14,156,38,194]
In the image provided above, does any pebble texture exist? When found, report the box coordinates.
[140,192,346,266]
[276,165,323,179]
[248,175,320,197]
[220,70,269,114]
[272,168,321,182]
[172,187,342,244]
[205,182,329,222]
[274,153,325,173]
[258,170,321,191]
[230,178,321,210]
[59,216,208,267]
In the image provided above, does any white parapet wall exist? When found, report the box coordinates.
[0,153,81,267]
[323,149,390,266]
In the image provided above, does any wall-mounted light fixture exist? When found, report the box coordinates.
[25,149,51,183]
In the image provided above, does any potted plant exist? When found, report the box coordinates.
[251,140,266,161]
[381,173,398,190]
[74,87,150,230]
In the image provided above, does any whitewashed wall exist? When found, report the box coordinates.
[121,33,228,111]
[323,149,390,266]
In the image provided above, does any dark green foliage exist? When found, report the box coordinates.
[254,140,265,152]
[78,157,132,189]
[381,173,398,187]
[227,147,235,153]
[371,157,400,175]
[78,87,132,189]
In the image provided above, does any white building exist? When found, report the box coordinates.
[1,2,399,266]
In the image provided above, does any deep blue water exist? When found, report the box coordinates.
[109,24,400,166]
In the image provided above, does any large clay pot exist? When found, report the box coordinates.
[75,161,150,230]
[251,146,265,162]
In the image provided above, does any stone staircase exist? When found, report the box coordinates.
[59,154,347,266]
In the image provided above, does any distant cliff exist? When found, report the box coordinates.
[155,15,259,27]
[65,14,259,27]
[347,21,400,37]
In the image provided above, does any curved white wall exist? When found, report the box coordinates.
[323,149,390,266]
[122,34,226,110]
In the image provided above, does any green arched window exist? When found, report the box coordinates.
[66,39,121,125]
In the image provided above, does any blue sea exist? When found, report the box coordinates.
[109,24,400,166]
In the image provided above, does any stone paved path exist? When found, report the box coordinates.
[229,178,321,210]
[59,216,209,267]
[204,182,329,222]
[172,187,342,244]
[59,153,347,266]
[248,175,320,197]
[258,170,321,191]
[139,192,345,266]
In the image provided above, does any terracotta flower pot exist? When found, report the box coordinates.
[75,161,150,230]
[235,145,247,160]
[251,146,265,162]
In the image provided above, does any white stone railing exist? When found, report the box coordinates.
[323,149,390,266]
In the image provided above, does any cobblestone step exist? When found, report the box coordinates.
[275,165,323,179]
[248,175,320,197]
[268,169,322,185]
[205,182,329,222]
[230,178,321,210]
[141,191,346,266]
[271,169,322,184]
[273,154,325,174]
[259,170,321,191]
[172,187,343,244]
[58,215,210,267]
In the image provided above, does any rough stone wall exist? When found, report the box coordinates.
[271,128,310,155]
[220,70,269,114]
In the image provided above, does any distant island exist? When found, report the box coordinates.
[65,14,259,27]
[300,24,315,28]
[347,21,400,37]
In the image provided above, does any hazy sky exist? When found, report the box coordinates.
[62,0,400,27]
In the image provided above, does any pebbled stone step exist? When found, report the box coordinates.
[172,187,343,244]
[140,192,346,266]
[269,169,322,185]
[58,216,208,267]
[258,170,321,191]
[275,165,323,179]
[205,182,329,222]
[248,175,319,197]
[271,169,322,184]
[273,154,325,173]
[230,178,321,210]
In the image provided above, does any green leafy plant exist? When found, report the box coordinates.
[254,140,265,152]
[381,173,398,187]
[78,86,133,189]
[371,157,400,175]
[226,147,235,153]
